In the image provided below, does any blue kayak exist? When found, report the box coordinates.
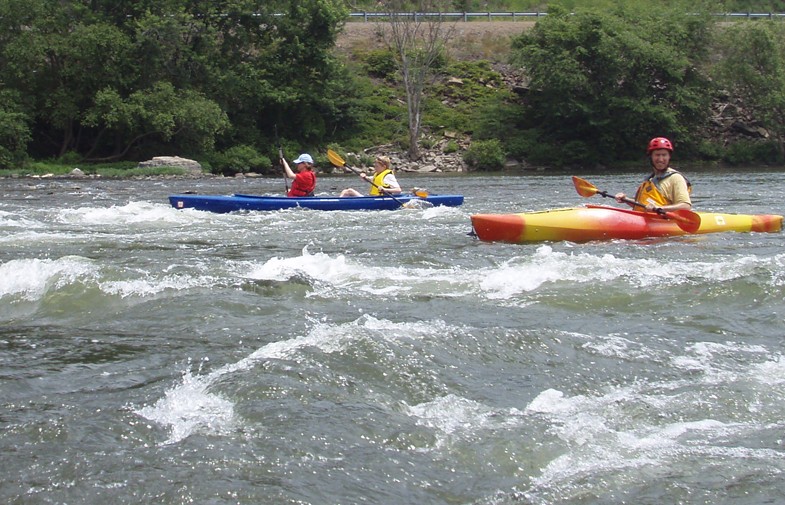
[169,193,464,213]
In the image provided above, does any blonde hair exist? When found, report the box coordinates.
[376,156,392,170]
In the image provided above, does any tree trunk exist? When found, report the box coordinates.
[382,2,456,162]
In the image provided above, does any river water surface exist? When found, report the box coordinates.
[1,170,784,504]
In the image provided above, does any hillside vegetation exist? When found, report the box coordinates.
[336,2,785,169]
[349,0,785,14]
[1,0,784,175]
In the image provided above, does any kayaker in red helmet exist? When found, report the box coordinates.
[615,137,692,213]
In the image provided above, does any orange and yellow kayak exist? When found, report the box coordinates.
[471,205,783,244]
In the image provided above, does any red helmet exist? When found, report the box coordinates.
[647,137,673,154]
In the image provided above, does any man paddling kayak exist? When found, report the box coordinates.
[615,137,692,213]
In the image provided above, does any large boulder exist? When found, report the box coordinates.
[138,156,202,174]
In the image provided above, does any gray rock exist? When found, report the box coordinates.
[138,156,202,173]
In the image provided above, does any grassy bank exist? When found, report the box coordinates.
[0,161,192,178]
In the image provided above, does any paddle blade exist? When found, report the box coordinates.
[666,209,701,233]
[326,149,345,168]
[572,176,599,197]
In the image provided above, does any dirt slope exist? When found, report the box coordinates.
[336,21,534,60]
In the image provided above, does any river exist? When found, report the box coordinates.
[1,169,784,504]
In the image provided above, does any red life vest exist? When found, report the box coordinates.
[288,170,316,197]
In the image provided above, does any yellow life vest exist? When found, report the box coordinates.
[369,169,393,196]
[635,169,692,207]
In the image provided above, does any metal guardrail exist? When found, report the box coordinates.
[349,12,545,21]
[348,11,785,21]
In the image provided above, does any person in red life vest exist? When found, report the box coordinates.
[282,153,316,197]
[339,156,401,197]
[615,137,692,213]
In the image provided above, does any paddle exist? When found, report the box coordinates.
[572,176,701,233]
[327,149,429,208]
[275,124,288,193]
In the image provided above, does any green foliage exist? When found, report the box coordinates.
[4,0,785,169]
[463,138,505,170]
[0,0,356,163]
[335,72,409,151]
[505,3,714,166]
[351,1,780,12]
[424,60,511,133]
[57,151,83,165]
[211,145,271,175]
[361,49,399,79]
[714,20,785,161]
[83,82,230,159]
[0,90,31,169]
[721,140,781,165]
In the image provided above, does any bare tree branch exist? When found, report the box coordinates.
[380,1,457,160]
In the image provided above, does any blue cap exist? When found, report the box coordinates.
[293,153,313,164]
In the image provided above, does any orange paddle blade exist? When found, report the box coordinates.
[663,209,701,233]
[572,176,600,197]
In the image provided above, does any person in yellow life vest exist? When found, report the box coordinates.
[339,156,401,197]
[615,137,692,213]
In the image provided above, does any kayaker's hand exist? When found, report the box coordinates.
[645,203,659,213]
[614,192,626,203]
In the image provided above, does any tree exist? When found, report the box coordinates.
[83,82,230,161]
[715,21,785,162]
[0,0,356,162]
[508,3,714,166]
[379,0,457,160]
[0,90,31,169]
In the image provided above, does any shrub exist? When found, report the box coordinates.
[721,140,780,165]
[362,49,398,80]
[223,145,272,174]
[463,139,505,171]
[210,145,271,175]
[444,140,459,153]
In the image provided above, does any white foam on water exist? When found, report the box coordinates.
[246,246,471,298]
[247,246,355,283]
[409,395,491,433]
[135,364,236,445]
[136,316,390,444]
[478,248,785,298]
[99,273,217,298]
[0,209,45,230]
[0,256,97,301]
[57,201,190,226]
[136,315,460,445]
[752,357,785,385]
[671,341,770,380]
[0,254,222,305]
[579,334,658,362]
[477,247,638,297]
[522,387,713,499]
[420,204,465,219]
[520,344,785,505]
[408,394,522,432]
[244,246,784,304]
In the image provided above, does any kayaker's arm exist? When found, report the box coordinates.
[614,192,636,208]
[282,158,296,180]
[656,202,692,213]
